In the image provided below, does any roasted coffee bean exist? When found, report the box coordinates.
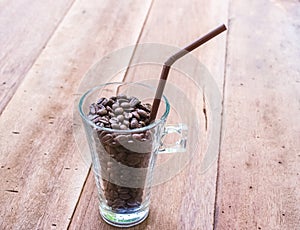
[124,112,132,120]
[99,118,109,125]
[132,111,140,119]
[97,108,107,116]
[112,201,126,209]
[101,98,109,106]
[114,107,124,115]
[123,120,129,126]
[124,107,135,112]
[108,112,115,117]
[119,193,131,200]
[117,115,124,122]
[132,133,143,140]
[89,104,96,114]
[92,116,100,123]
[118,98,128,104]
[109,117,119,124]
[120,124,128,130]
[118,187,130,194]
[88,114,98,120]
[111,123,120,129]
[97,122,104,127]
[130,97,140,107]
[139,121,145,127]
[138,104,151,113]
[102,134,113,143]
[106,99,114,107]
[137,109,148,118]
[130,119,139,129]
[97,97,106,105]
[112,103,119,110]
[120,102,130,108]
[106,106,113,112]
[126,200,140,207]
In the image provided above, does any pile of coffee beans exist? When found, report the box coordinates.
[88,94,151,130]
[88,94,153,211]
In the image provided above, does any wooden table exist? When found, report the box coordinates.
[1,0,299,229]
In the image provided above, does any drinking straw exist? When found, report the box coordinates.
[149,24,227,122]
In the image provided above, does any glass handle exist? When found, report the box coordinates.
[158,123,188,154]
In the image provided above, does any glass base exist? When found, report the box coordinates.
[100,206,149,228]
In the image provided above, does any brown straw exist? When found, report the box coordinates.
[149,24,227,122]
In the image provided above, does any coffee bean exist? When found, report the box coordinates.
[120,124,128,130]
[99,118,109,125]
[117,115,124,122]
[101,98,109,106]
[118,188,130,194]
[139,121,146,127]
[111,123,120,129]
[112,103,119,110]
[132,111,140,119]
[130,97,140,107]
[124,107,135,112]
[126,200,140,207]
[130,119,139,129]
[102,134,113,143]
[90,104,96,114]
[120,102,130,108]
[97,108,107,116]
[113,198,125,204]
[119,193,131,200]
[92,116,100,123]
[123,120,129,126]
[97,97,106,105]
[109,117,118,124]
[138,104,151,113]
[132,133,143,140]
[88,114,98,120]
[106,106,113,112]
[106,99,114,107]
[118,98,128,104]
[137,109,148,118]
[108,112,115,117]
[124,112,132,120]
[114,107,124,115]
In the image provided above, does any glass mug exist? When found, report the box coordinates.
[79,82,187,227]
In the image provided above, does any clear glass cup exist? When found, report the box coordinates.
[78,82,187,227]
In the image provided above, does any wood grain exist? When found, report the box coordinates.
[0,0,152,229]
[69,0,228,229]
[215,0,300,229]
[0,0,75,114]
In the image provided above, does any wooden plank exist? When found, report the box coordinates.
[215,0,300,229]
[69,0,228,229]
[0,0,75,114]
[0,0,152,229]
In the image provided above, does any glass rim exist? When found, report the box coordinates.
[78,82,170,133]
